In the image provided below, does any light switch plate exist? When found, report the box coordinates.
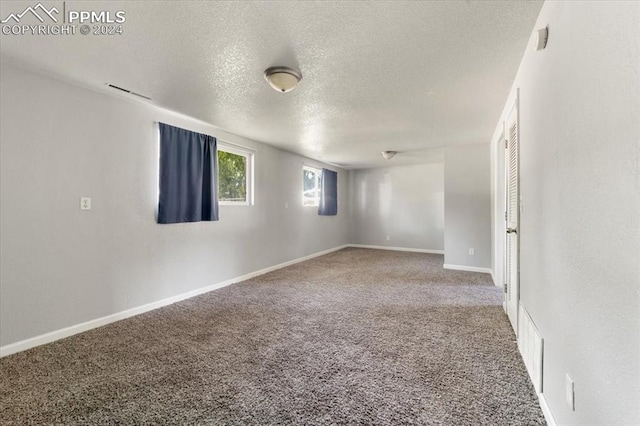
[80,197,91,210]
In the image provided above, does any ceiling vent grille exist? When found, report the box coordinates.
[106,84,152,101]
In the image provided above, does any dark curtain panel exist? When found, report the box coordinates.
[318,168,338,216]
[158,123,219,224]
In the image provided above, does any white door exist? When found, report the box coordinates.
[505,99,519,332]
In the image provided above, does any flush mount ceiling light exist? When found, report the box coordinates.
[381,151,398,160]
[264,66,302,93]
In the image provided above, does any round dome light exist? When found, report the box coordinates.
[264,66,302,93]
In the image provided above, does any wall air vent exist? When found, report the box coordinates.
[518,305,544,394]
[106,84,152,101]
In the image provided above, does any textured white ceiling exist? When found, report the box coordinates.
[0,1,542,169]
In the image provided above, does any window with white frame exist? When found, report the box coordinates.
[303,166,321,206]
[218,144,254,205]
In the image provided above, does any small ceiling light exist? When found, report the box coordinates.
[264,66,302,93]
[381,151,397,160]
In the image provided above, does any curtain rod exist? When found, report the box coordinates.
[155,122,256,153]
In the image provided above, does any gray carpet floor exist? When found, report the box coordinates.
[0,248,545,425]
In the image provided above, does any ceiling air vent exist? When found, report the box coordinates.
[106,83,130,93]
[106,83,152,101]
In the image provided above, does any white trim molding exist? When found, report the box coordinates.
[539,393,558,426]
[0,245,348,357]
[348,244,444,254]
[443,264,492,274]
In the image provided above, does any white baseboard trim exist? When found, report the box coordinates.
[347,244,444,255]
[0,244,349,358]
[490,271,496,285]
[443,264,492,274]
[539,393,557,426]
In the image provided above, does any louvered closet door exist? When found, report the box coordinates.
[505,102,519,333]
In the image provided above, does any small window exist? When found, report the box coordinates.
[303,166,322,206]
[218,144,254,205]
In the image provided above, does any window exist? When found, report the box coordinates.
[218,144,254,205]
[303,166,321,206]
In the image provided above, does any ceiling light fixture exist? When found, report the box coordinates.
[381,151,397,160]
[264,66,302,93]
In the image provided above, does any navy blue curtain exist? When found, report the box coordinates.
[157,123,219,224]
[318,168,338,216]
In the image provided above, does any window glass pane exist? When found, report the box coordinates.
[219,150,247,202]
[303,167,321,206]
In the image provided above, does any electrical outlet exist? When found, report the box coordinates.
[284,202,289,209]
[386,235,391,241]
[565,374,575,411]
[469,248,475,256]
[80,197,92,210]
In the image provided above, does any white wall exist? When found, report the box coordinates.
[444,144,492,269]
[349,163,444,251]
[0,62,349,347]
[490,2,640,424]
